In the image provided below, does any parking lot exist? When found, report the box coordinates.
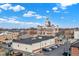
[34,41,71,56]
[45,41,70,56]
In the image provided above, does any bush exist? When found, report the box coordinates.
[6,52,10,56]
[63,52,68,56]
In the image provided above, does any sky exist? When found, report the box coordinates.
[0,3,79,29]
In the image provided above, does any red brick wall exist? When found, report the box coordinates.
[71,47,79,56]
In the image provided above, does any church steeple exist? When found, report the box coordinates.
[45,17,51,27]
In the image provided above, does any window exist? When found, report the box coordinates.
[18,45,19,47]
[5,39,8,40]
[8,44,11,47]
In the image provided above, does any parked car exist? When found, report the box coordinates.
[42,48,52,52]
[55,44,60,47]
[50,46,58,50]
[11,52,23,56]
[53,45,58,49]
[62,52,71,56]
[50,46,55,50]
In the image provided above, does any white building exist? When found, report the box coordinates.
[74,30,79,39]
[11,36,56,53]
[37,18,59,36]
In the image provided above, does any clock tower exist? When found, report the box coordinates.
[45,17,51,27]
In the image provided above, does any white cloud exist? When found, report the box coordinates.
[52,7,58,11]
[0,3,11,10]
[0,17,41,28]
[59,0,78,7]
[9,5,25,12]
[7,18,21,24]
[35,14,46,19]
[52,7,60,13]
[52,1,78,13]
[46,10,50,13]
[0,3,25,12]
[0,18,7,22]
[23,11,36,17]
[35,15,42,19]
[0,18,41,25]
[57,0,78,10]
[23,11,47,19]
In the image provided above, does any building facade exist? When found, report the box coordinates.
[11,36,56,53]
[74,30,79,39]
[0,31,19,42]
[70,41,79,56]
[59,28,74,39]
[37,18,59,36]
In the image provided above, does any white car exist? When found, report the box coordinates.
[52,46,58,49]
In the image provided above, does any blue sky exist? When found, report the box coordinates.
[0,3,79,29]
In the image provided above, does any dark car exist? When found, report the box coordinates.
[42,48,52,52]
[55,44,60,47]
[50,46,55,50]
[62,52,71,56]
[51,45,58,49]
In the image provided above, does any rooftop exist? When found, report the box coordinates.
[71,41,79,48]
[13,36,54,45]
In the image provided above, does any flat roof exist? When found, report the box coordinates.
[71,41,79,48]
[13,36,54,45]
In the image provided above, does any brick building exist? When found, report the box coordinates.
[59,28,74,39]
[70,41,79,56]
